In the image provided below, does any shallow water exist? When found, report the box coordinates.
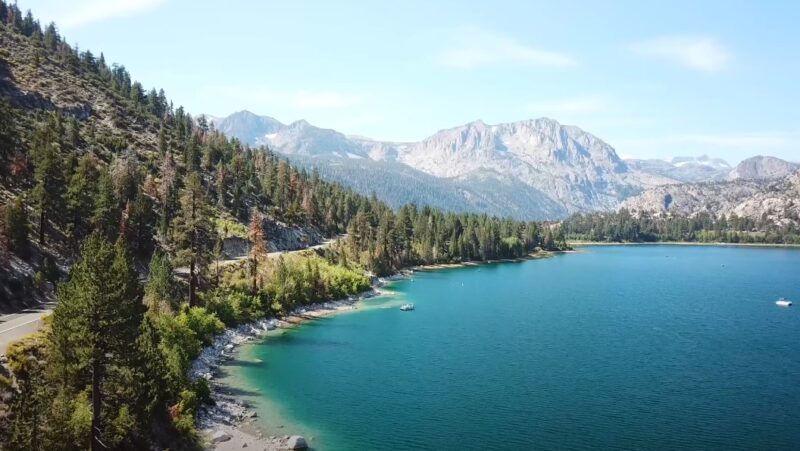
[225,245,800,450]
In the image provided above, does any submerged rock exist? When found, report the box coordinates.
[211,430,232,443]
[286,435,308,449]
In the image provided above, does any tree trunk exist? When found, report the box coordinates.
[189,258,196,307]
[189,191,197,307]
[91,357,102,451]
[39,209,45,246]
[252,257,258,294]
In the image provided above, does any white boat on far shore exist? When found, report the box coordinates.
[400,303,415,311]
[776,298,793,307]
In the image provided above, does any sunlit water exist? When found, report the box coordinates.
[222,246,800,450]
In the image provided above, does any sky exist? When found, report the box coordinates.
[19,0,800,164]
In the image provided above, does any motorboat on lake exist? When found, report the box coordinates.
[400,303,415,311]
[776,298,793,307]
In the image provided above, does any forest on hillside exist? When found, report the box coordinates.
[563,209,800,244]
[0,4,565,449]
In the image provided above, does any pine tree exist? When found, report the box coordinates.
[0,99,17,162]
[92,168,121,241]
[248,209,267,292]
[5,335,48,451]
[158,152,178,238]
[173,172,215,306]
[3,196,29,257]
[48,234,144,450]
[65,155,98,245]
[120,189,155,258]
[31,142,64,245]
[143,251,174,314]
[158,124,167,156]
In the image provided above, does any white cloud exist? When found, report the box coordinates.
[630,35,731,72]
[57,0,166,29]
[207,85,363,111]
[525,95,609,115]
[440,28,577,69]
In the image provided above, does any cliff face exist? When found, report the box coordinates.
[620,170,800,228]
[209,112,686,218]
[729,156,800,181]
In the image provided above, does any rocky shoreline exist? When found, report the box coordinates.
[191,272,411,450]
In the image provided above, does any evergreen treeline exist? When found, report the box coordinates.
[563,209,800,244]
[0,4,567,449]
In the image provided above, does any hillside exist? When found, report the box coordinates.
[0,23,335,308]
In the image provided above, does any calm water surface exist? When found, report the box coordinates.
[225,246,800,450]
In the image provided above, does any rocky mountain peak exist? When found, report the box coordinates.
[729,155,799,181]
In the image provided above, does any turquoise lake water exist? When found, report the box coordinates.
[225,246,800,450]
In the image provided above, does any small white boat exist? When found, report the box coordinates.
[400,303,415,311]
[776,298,793,307]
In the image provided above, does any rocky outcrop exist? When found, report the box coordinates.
[211,431,232,444]
[729,156,799,181]
[262,218,323,253]
[620,170,800,227]
[286,436,308,450]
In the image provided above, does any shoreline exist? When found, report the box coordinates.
[568,241,800,248]
[192,251,565,449]
[412,249,565,271]
[192,272,411,450]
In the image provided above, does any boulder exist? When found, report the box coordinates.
[286,435,308,449]
[211,430,232,444]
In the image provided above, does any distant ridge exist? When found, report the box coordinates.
[206,112,677,218]
[207,111,798,221]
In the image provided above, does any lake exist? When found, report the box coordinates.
[224,245,800,450]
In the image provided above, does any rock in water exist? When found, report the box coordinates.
[286,435,308,449]
[211,430,232,443]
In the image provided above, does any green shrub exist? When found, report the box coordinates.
[204,291,237,326]
[229,291,263,323]
[176,306,224,346]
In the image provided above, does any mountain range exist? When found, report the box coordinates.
[206,111,798,220]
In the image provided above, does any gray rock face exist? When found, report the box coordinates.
[203,111,796,221]
[626,155,731,183]
[286,435,308,449]
[620,170,800,227]
[204,113,672,218]
[206,111,283,146]
[729,156,799,181]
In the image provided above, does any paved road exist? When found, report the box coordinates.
[0,237,345,353]
[0,304,53,354]
[177,237,342,275]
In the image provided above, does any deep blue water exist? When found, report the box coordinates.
[228,246,800,450]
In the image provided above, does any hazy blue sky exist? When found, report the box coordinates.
[20,0,800,163]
